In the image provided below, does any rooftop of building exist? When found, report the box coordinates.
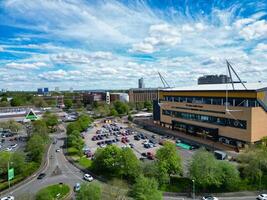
[162,82,267,92]
[129,87,163,91]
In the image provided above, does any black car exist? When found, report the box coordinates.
[37,173,46,179]
[134,135,140,140]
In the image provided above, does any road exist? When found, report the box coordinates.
[164,197,257,200]
[4,132,86,199]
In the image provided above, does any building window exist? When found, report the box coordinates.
[162,109,247,129]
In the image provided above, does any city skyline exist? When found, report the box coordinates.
[0,0,267,90]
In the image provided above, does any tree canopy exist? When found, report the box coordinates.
[76,183,101,200]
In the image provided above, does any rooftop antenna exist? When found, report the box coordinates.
[158,72,170,88]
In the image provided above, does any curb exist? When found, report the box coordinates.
[0,142,52,196]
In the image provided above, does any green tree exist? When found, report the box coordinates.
[32,120,48,139]
[26,135,45,163]
[92,145,123,176]
[10,97,23,106]
[130,175,162,200]
[64,99,73,109]
[32,97,47,108]
[114,101,129,115]
[77,183,101,200]
[144,101,152,111]
[128,114,133,122]
[189,149,222,189]
[67,122,82,135]
[44,114,59,131]
[219,161,241,191]
[110,108,118,116]
[120,148,140,179]
[0,96,8,102]
[156,142,182,176]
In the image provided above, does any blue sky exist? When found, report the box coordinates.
[0,0,267,91]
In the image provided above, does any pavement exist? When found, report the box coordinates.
[164,196,258,200]
[1,132,88,200]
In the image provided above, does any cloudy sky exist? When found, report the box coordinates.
[0,0,267,91]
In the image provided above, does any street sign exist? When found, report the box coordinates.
[8,168,14,181]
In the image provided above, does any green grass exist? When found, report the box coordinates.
[78,157,92,169]
[67,147,79,155]
[36,184,70,200]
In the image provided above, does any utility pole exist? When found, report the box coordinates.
[192,179,195,200]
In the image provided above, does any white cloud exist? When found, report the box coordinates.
[253,43,267,52]
[38,69,82,81]
[239,20,267,40]
[0,46,4,51]
[5,62,47,70]
[130,23,181,53]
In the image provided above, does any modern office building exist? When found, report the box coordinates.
[110,93,129,103]
[198,75,231,85]
[138,77,145,88]
[153,83,267,147]
[129,88,159,103]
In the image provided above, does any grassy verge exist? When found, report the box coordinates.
[36,184,70,200]
[78,157,92,169]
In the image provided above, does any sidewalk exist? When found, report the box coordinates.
[133,119,238,156]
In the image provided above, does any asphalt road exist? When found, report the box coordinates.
[4,132,87,199]
[164,197,257,200]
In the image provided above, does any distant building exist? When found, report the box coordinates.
[83,92,106,105]
[55,87,60,92]
[129,88,158,103]
[138,77,145,88]
[106,92,110,105]
[110,93,129,103]
[69,87,74,93]
[37,88,43,95]
[198,75,231,85]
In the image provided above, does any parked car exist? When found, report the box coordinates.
[83,174,94,181]
[129,143,134,148]
[146,152,155,160]
[201,195,219,200]
[257,194,267,200]
[1,196,15,200]
[74,183,81,192]
[55,149,60,152]
[37,173,46,179]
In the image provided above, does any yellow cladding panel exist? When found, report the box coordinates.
[257,91,265,100]
[160,91,257,98]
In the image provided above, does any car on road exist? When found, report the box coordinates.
[56,149,60,152]
[84,174,94,182]
[1,196,15,200]
[74,183,81,192]
[5,147,12,151]
[257,194,267,200]
[37,173,46,179]
[10,144,17,149]
[201,195,218,200]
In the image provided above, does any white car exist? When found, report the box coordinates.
[202,196,218,200]
[1,196,15,200]
[257,194,267,200]
[83,174,93,182]
[5,147,12,151]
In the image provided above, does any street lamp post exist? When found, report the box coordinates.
[192,179,195,200]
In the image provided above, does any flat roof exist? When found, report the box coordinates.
[162,83,267,92]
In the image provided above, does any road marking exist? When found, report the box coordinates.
[10,142,53,194]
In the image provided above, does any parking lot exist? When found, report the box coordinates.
[83,122,197,171]
[0,132,27,152]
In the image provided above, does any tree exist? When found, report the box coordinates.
[44,113,59,131]
[0,96,8,102]
[77,183,101,200]
[32,97,47,108]
[8,120,22,133]
[219,161,241,191]
[32,120,48,139]
[114,101,129,115]
[92,145,123,176]
[189,149,222,189]
[127,114,133,122]
[110,108,118,116]
[67,122,82,135]
[120,147,140,179]
[64,99,73,109]
[26,135,45,163]
[144,101,152,111]
[130,175,162,200]
[156,142,182,176]
[10,97,23,106]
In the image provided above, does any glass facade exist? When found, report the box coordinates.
[162,109,247,129]
[163,96,259,107]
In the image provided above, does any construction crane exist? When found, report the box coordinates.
[158,72,170,88]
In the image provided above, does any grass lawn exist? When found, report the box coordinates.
[36,183,70,200]
[78,156,92,169]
